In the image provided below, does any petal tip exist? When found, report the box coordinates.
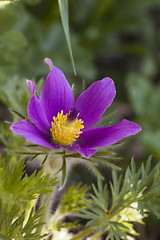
[26,79,36,95]
[70,145,97,158]
[122,119,142,134]
[10,123,14,132]
[44,58,54,71]
[104,77,116,95]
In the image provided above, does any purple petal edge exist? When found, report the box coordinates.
[27,94,50,134]
[11,119,56,149]
[69,145,97,158]
[40,59,75,123]
[77,119,142,148]
[75,77,116,130]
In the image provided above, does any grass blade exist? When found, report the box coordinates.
[58,0,76,75]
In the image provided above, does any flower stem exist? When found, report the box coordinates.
[106,198,136,221]
[36,191,53,236]
[106,191,150,222]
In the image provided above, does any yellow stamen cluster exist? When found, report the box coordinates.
[50,110,84,146]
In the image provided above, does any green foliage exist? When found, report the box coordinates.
[0,156,57,239]
[0,156,58,205]
[0,0,95,83]
[0,76,30,117]
[3,0,158,83]
[0,0,160,84]
[75,157,160,239]
[0,4,18,31]
[60,183,89,214]
[0,121,28,161]
[0,0,160,238]
[0,203,47,239]
[0,30,28,64]
[0,76,44,119]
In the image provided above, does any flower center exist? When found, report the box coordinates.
[50,109,84,146]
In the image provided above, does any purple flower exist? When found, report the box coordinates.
[11,58,141,158]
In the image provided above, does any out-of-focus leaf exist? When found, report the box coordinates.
[0,76,30,117]
[126,70,160,158]
[0,6,18,31]
[0,30,28,64]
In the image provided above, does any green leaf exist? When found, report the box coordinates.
[91,155,121,170]
[89,163,104,179]
[58,0,76,74]
[10,108,27,120]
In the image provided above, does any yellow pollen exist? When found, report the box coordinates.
[50,110,84,146]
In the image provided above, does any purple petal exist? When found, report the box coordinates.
[75,77,116,130]
[40,59,75,123]
[27,94,50,134]
[69,145,97,158]
[11,119,56,149]
[77,119,141,148]
[26,80,36,95]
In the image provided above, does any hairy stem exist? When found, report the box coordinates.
[36,191,53,236]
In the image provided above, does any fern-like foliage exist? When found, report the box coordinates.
[60,183,89,214]
[0,156,58,205]
[0,156,58,239]
[75,157,160,240]
[0,202,47,240]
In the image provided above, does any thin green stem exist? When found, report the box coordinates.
[91,231,102,240]
[106,191,150,222]
[70,227,94,240]
[107,199,136,221]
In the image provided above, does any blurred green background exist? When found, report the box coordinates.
[0,0,160,239]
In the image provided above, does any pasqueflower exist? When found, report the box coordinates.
[11,58,141,158]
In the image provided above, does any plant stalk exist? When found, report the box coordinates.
[36,191,53,236]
